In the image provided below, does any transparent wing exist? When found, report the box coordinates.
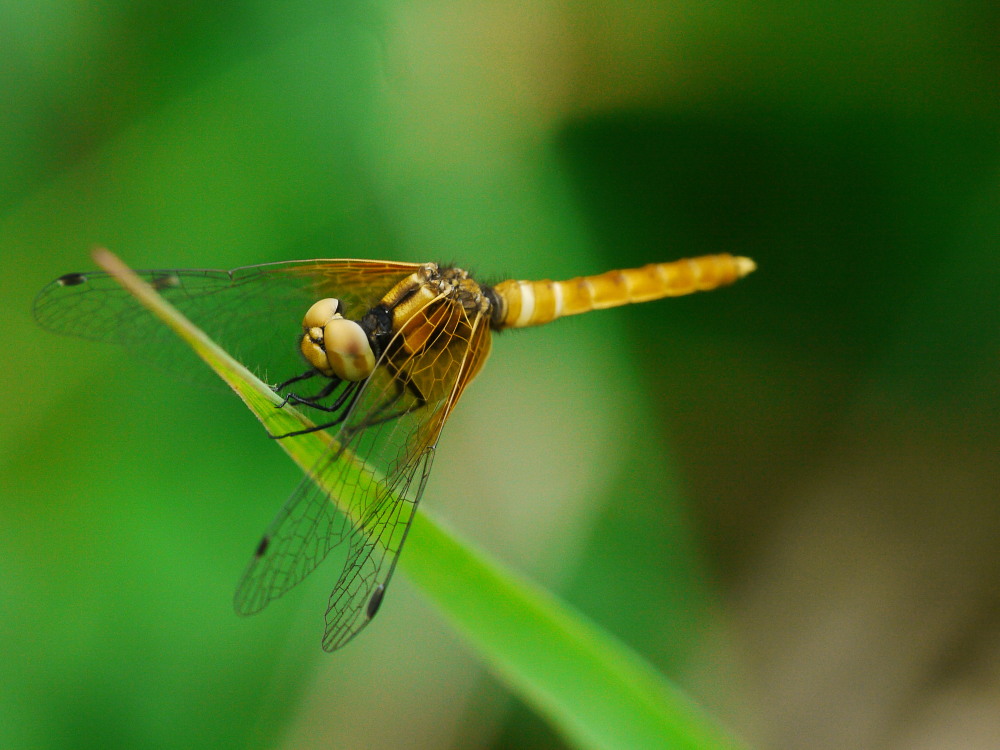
[33,259,422,386]
[234,294,493,651]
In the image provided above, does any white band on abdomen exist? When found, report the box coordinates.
[514,282,535,327]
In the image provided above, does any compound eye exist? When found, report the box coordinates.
[324,318,376,382]
[302,298,343,329]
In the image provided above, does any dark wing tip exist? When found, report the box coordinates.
[366,584,386,619]
[56,272,88,287]
[255,535,270,557]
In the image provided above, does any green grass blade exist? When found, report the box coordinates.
[94,248,747,750]
[405,517,747,750]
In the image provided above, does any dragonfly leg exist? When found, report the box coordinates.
[320,385,420,432]
[274,368,317,392]
[269,382,365,439]
[269,379,422,440]
[274,370,359,414]
[282,379,357,413]
[273,369,319,408]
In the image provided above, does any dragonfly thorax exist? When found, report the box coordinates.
[300,297,376,382]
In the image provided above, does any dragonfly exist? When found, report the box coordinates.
[34,253,755,651]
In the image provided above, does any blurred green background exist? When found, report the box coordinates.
[2,2,998,749]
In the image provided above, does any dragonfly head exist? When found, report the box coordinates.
[300,298,376,382]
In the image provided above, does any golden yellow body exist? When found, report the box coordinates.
[492,253,755,329]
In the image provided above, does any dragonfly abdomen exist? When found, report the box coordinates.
[491,253,755,329]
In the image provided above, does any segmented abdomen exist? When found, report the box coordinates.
[492,253,756,329]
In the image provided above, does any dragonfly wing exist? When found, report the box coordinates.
[232,358,434,618]
[33,259,421,387]
[234,296,493,650]
[232,465,353,616]
[322,444,435,651]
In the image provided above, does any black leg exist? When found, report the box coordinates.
[282,379,355,413]
[274,368,317,392]
[287,385,418,436]
[269,382,366,439]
